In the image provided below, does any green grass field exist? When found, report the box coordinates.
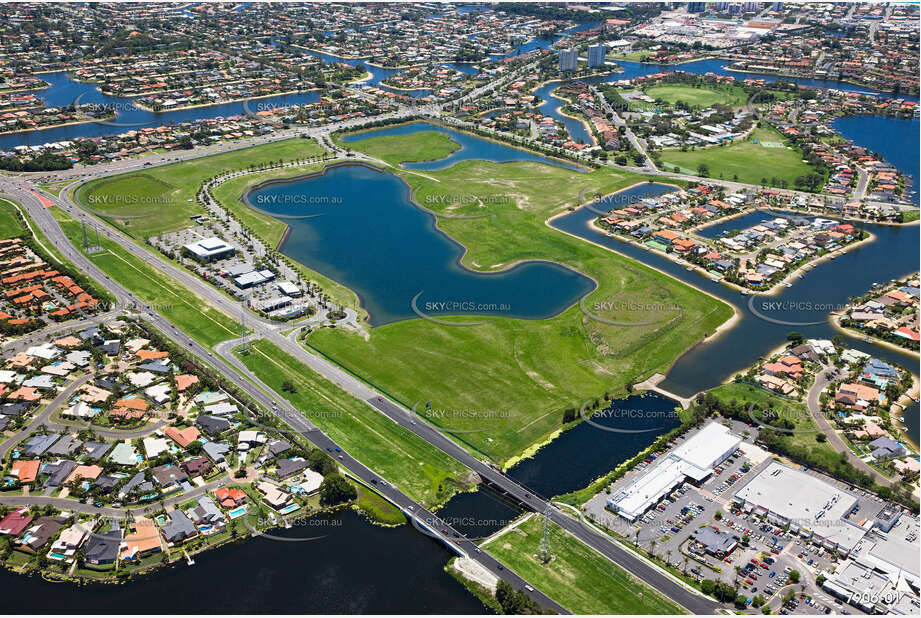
[661,125,819,188]
[0,197,26,238]
[708,382,838,459]
[75,137,326,238]
[52,207,240,347]
[305,128,733,464]
[644,84,745,108]
[234,339,473,508]
[483,516,685,614]
[338,130,460,168]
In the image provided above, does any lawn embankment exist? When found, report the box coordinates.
[339,129,460,168]
[660,125,820,188]
[52,207,239,347]
[305,127,734,464]
[482,515,686,614]
[74,137,326,237]
[234,339,473,507]
[0,197,27,238]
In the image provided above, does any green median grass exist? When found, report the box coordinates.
[234,339,473,508]
[52,207,239,347]
[74,137,327,238]
[482,515,686,614]
[305,128,733,464]
[660,125,820,188]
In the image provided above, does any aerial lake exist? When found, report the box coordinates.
[245,161,594,326]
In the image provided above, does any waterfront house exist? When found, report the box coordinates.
[161,510,198,545]
[84,529,121,565]
[215,487,247,509]
[0,508,32,536]
[120,518,162,560]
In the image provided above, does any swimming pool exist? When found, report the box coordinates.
[227,506,247,519]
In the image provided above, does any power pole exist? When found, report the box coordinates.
[537,504,554,564]
[239,298,250,354]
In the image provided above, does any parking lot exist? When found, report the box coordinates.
[581,420,885,614]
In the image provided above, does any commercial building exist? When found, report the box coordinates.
[822,513,920,614]
[558,48,579,72]
[182,237,236,263]
[690,526,738,557]
[606,422,741,521]
[587,44,607,68]
[732,461,864,555]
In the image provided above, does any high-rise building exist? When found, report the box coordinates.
[715,2,730,11]
[742,1,760,13]
[558,48,579,72]
[687,2,706,13]
[587,44,607,68]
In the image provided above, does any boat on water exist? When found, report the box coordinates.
[741,289,750,296]
[686,266,694,271]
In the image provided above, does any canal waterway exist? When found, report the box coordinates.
[0,510,488,614]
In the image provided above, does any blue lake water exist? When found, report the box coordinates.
[245,162,594,326]
[341,121,586,172]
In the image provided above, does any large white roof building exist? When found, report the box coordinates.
[607,422,741,521]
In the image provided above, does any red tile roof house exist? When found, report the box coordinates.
[0,508,33,536]
[214,487,247,509]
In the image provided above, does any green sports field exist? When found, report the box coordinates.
[644,83,746,108]
[482,515,685,614]
[305,127,733,464]
[660,125,821,188]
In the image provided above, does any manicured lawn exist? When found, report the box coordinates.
[483,515,685,614]
[306,128,733,464]
[644,84,745,108]
[0,197,26,238]
[53,207,240,347]
[660,125,820,188]
[74,137,327,238]
[234,339,473,508]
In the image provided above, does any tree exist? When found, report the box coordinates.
[495,580,543,614]
[319,473,357,506]
[788,569,801,583]
[697,163,709,177]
